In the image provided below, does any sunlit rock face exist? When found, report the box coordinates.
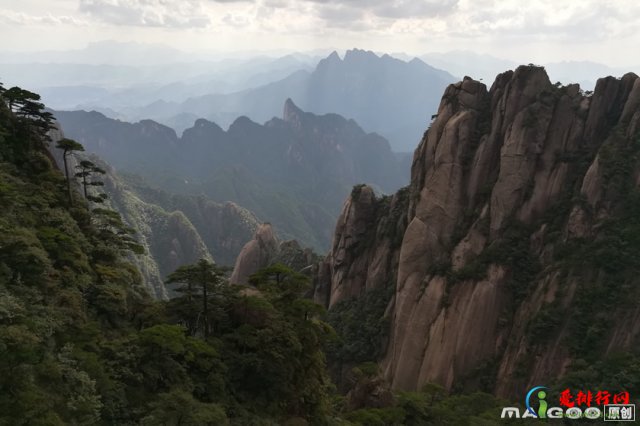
[316,66,640,398]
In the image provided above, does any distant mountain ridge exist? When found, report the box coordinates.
[54,99,407,251]
[0,51,319,115]
[129,48,457,151]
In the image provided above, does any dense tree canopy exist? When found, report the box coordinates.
[0,85,338,422]
[166,259,228,337]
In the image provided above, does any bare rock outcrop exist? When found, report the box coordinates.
[317,65,640,399]
[231,223,320,285]
[313,184,409,308]
[230,223,280,284]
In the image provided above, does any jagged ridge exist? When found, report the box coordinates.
[55,99,407,251]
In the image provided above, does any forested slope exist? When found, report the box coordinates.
[0,82,334,425]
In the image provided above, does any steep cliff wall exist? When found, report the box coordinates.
[313,184,409,308]
[319,65,640,399]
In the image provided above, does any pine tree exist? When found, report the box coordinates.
[166,259,227,337]
[55,138,84,205]
[75,159,107,203]
[0,83,55,151]
[91,208,144,255]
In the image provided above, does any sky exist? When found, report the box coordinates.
[1,0,639,67]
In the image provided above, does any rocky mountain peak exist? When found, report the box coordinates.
[231,223,320,285]
[316,66,640,399]
[343,48,378,62]
[315,50,342,71]
[314,184,409,308]
[193,118,223,131]
[228,115,258,132]
[283,97,303,125]
[255,223,278,248]
[326,50,341,62]
[230,223,280,285]
[182,118,225,142]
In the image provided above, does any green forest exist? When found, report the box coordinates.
[0,82,546,425]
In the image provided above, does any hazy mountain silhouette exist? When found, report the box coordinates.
[133,49,457,151]
[54,99,407,250]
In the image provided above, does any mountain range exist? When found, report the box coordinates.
[7,42,636,152]
[4,56,640,423]
[126,49,457,151]
[54,99,408,251]
[1,54,318,112]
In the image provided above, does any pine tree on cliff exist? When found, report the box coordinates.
[3,86,52,124]
[55,138,84,206]
[91,207,144,255]
[75,160,107,203]
[1,84,54,145]
[2,86,39,112]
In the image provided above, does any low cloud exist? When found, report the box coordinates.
[0,10,88,26]
[373,0,459,19]
[254,0,460,31]
[78,0,211,28]
[306,0,459,19]
[262,0,639,39]
[453,0,640,40]
[69,0,639,41]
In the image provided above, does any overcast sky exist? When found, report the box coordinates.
[1,0,639,66]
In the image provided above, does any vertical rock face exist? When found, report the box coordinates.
[313,185,409,308]
[318,65,640,399]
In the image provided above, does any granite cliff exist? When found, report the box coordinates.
[316,65,640,399]
[230,223,320,285]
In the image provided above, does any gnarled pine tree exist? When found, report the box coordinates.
[75,159,107,203]
[55,138,84,205]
